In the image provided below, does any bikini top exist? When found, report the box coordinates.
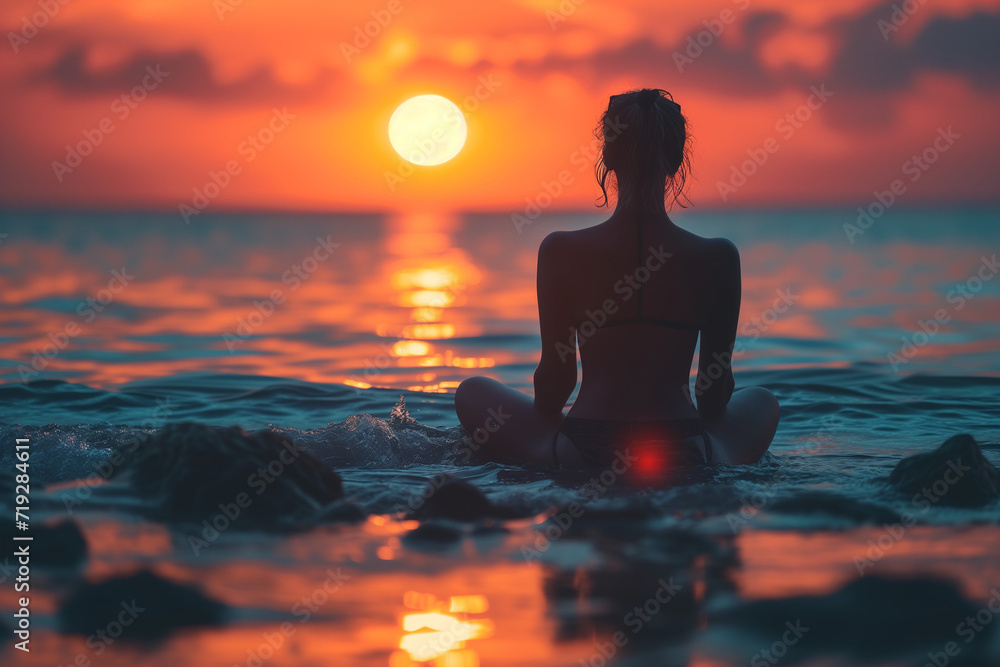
[599,216,700,332]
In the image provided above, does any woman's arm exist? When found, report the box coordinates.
[695,238,741,421]
[533,232,577,414]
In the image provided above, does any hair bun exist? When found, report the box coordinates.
[637,89,660,110]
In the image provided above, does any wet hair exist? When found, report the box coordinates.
[594,88,691,211]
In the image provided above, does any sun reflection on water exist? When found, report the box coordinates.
[379,213,494,392]
[392,591,494,666]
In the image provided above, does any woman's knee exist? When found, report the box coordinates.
[738,386,778,413]
[730,387,780,437]
[455,376,490,407]
[455,376,510,424]
[761,387,780,424]
[746,387,779,444]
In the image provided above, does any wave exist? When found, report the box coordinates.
[1,366,997,530]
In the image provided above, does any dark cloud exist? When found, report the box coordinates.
[824,5,921,93]
[453,4,1000,102]
[825,6,1000,94]
[912,11,1000,85]
[504,11,788,96]
[25,5,1000,111]
[490,4,1000,131]
[817,6,1000,129]
[26,45,336,104]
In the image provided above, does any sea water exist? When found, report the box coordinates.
[0,208,998,666]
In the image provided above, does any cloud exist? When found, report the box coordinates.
[26,45,337,105]
[416,4,1000,103]
[911,11,1000,86]
[499,11,787,96]
[826,6,1000,94]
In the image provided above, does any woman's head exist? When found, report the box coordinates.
[595,88,691,211]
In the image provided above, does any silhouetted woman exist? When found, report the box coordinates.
[455,88,779,470]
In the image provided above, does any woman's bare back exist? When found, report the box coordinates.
[537,214,740,421]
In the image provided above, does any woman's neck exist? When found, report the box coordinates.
[612,201,669,223]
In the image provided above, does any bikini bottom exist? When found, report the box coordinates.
[553,416,713,468]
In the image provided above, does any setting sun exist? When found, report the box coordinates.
[388,94,468,166]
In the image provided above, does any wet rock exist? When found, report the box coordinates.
[409,475,493,522]
[36,520,88,567]
[711,575,992,664]
[315,499,366,523]
[471,521,507,536]
[403,521,463,546]
[769,491,902,525]
[58,570,227,640]
[888,434,999,507]
[114,422,344,527]
[1,519,88,568]
[542,556,706,649]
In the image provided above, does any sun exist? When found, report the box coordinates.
[388,95,467,166]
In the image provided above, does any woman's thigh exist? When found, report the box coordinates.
[454,376,565,465]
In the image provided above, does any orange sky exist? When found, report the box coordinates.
[1,0,999,212]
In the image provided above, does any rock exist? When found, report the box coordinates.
[888,434,1000,507]
[315,500,366,523]
[1,519,87,568]
[58,570,227,639]
[409,475,493,522]
[36,520,88,568]
[113,422,344,527]
[711,575,992,664]
[403,521,463,546]
[769,491,902,525]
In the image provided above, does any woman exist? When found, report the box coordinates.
[455,88,779,470]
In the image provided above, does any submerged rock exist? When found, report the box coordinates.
[113,422,344,527]
[888,433,999,507]
[58,570,227,639]
[403,521,463,546]
[36,520,88,567]
[408,475,493,522]
[1,519,88,568]
[400,475,494,545]
[769,491,902,525]
[711,575,992,664]
[315,499,367,523]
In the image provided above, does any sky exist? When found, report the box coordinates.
[1,0,999,212]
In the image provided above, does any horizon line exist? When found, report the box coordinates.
[2,200,999,218]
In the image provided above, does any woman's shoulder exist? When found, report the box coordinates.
[538,229,571,256]
[705,235,740,261]
[667,225,740,260]
[540,223,739,263]
[538,227,591,256]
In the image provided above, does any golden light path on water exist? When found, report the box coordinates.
[1,212,999,389]
[393,592,493,664]
[345,212,495,394]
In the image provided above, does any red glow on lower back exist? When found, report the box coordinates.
[631,440,669,477]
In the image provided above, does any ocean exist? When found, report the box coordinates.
[0,208,998,666]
